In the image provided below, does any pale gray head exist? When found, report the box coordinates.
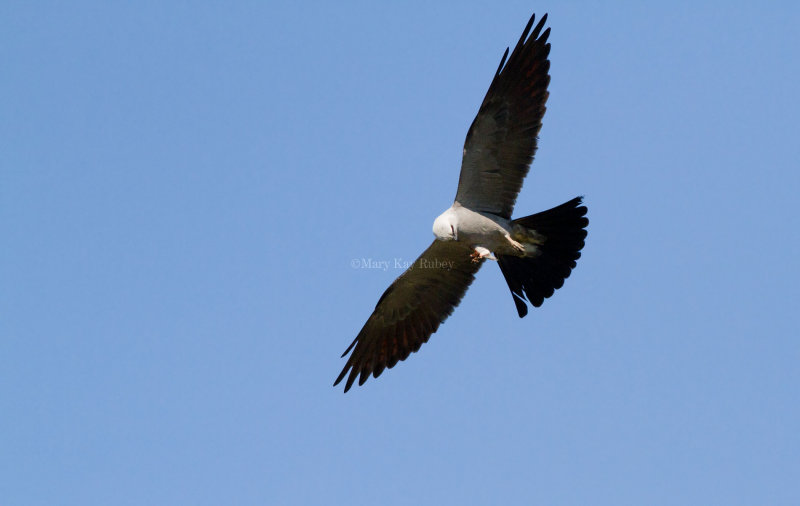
[432,208,458,241]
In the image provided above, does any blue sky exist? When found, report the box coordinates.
[2,1,799,504]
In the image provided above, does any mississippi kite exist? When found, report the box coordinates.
[336,13,588,392]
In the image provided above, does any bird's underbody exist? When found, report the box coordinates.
[434,205,541,262]
[335,13,588,392]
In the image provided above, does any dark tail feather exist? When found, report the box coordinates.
[498,197,588,318]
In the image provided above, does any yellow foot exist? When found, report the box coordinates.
[471,246,497,263]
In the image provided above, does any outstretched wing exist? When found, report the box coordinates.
[454,13,551,219]
[335,240,484,392]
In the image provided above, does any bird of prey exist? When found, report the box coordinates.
[335,13,588,392]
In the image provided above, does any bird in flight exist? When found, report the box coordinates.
[335,13,588,392]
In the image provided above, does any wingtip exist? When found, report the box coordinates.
[527,12,537,30]
[519,13,537,46]
[340,336,358,358]
[333,366,348,388]
[526,12,550,41]
[495,47,510,77]
[344,368,359,392]
[333,369,354,393]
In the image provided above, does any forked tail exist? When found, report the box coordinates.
[497,197,588,317]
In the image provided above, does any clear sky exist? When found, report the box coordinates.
[2,1,799,504]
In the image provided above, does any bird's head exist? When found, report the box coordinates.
[432,208,458,241]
